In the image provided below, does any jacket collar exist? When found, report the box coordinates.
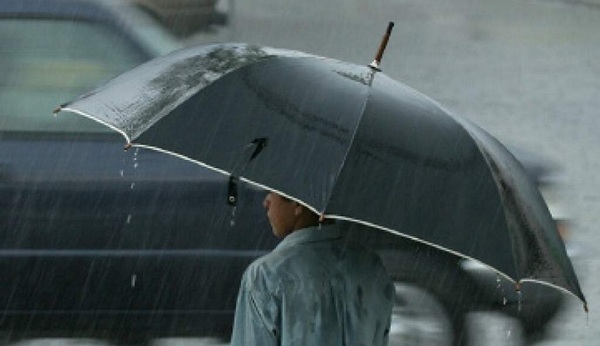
[274,224,342,251]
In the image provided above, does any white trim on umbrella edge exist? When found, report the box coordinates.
[61,107,132,144]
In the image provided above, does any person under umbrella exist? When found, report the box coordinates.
[230,191,395,345]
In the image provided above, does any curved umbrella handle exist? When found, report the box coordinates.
[227,137,269,206]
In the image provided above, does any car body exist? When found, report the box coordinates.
[0,0,575,344]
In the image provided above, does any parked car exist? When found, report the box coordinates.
[0,0,576,344]
[127,0,229,37]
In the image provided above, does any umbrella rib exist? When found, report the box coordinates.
[451,118,525,288]
[320,69,377,215]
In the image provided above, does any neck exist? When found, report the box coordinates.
[292,212,320,232]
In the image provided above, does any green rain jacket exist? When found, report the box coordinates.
[231,225,394,345]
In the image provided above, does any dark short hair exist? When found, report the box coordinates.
[272,191,335,224]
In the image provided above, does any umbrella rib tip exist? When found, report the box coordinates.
[53,103,68,114]
[368,61,382,71]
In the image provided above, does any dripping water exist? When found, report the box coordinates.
[230,206,237,227]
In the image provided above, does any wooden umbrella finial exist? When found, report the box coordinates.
[369,22,395,71]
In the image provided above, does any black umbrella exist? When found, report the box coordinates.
[56,40,585,307]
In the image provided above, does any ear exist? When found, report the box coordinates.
[293,203,304,216]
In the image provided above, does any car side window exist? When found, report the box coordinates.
[0,18,147,133]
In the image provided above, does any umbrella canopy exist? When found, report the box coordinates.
[57,43,586,305]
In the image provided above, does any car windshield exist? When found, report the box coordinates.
[0,18,148,133]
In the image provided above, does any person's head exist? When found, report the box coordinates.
[263,191,320,238]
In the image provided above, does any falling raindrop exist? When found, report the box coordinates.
[130,182,136,189]
[496,274,507,305]
[134,162,139,169]
[120,169,124,177]
[517,290,522,313]
[131,274,137,288]
[126,214,132,224]
[230,206,237,227]
[586,310,589,327]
